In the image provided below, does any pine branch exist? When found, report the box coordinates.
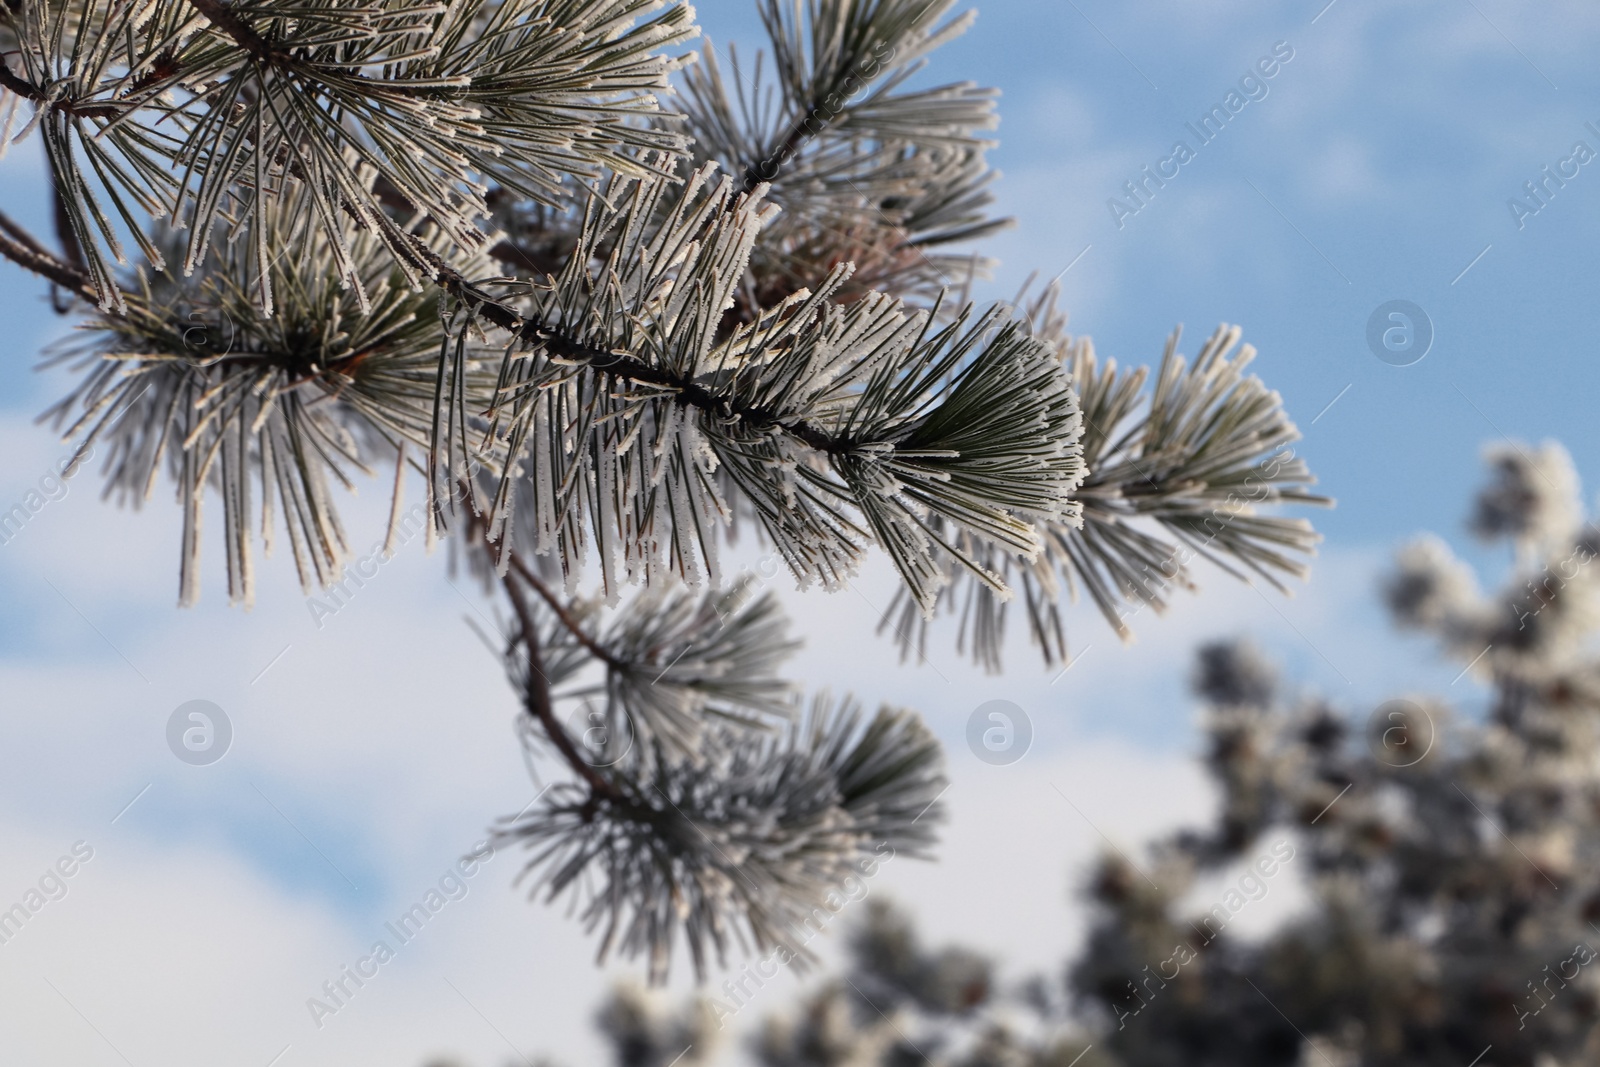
[0,55,122,118]
[485,540,945,985]
[496,694,947,983]
[38,180,501,606]
[0,209,94,294]
[510,553,628,672]
[428,163,1082,615]
[3,0,698,310]
[185,0,274,59]
[881,286,1329,670]
[425,250,844,454]
[470,496,802,760]
[676,0,1007,310]
[427,260,852,458]
[501,563,624,803]
[4,0,1333,1001]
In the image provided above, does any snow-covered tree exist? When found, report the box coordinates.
[1060,439,1600,1067]
[566,439,1600,1067]
[0,0,1322,983]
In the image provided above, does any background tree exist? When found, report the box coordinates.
[550,438,1600,1067]
[0,0,1321,985]
[1061,438,1600,1067]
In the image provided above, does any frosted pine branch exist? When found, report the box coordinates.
[1,0,696,310]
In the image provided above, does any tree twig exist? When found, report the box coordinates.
[507,555,626,671]
[185,0,276,60]
[740,104,825,194]
[420,244,854,456]
[0,33,144,121]
[500,566,622,803]
[0,210,94,295]
[181,0,467,98]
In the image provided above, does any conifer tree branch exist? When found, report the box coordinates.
[0,210,94,295]
[677,1,1006,315]
[185,0,275,60]
[739,107,824,194]
[7,0,1334,994]
[4,0,698,311]
[500,562,623,804]
[0,194,851,462]
[0,58,42,102]
[507,554,627,672]
[0,56,122,119]
[178,0,489,96]
[424,253,851,456]
[426,163,1085,611]
[0,208,56,260]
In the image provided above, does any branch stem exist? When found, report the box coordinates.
[0,210,94,295]
[0,50,135,119]
[500,566,622,802]
[186,0,276,60]
[507,555,627,671]
[0,174,853,461]
[423,252,852,456]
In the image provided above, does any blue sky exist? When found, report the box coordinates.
[0,2,1593,1065]
[928,0,1600,550]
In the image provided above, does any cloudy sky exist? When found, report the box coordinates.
[1,1,1594,1065]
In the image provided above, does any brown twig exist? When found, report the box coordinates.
[740,108,822,194]
[185,0,277,61]
[0,60,125,119]
[0,210,94,295]
[0,207,54,258]
[507,555,627,671]
[183,0,464,99]
[500,566,623,804]
[421,246,853,456]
